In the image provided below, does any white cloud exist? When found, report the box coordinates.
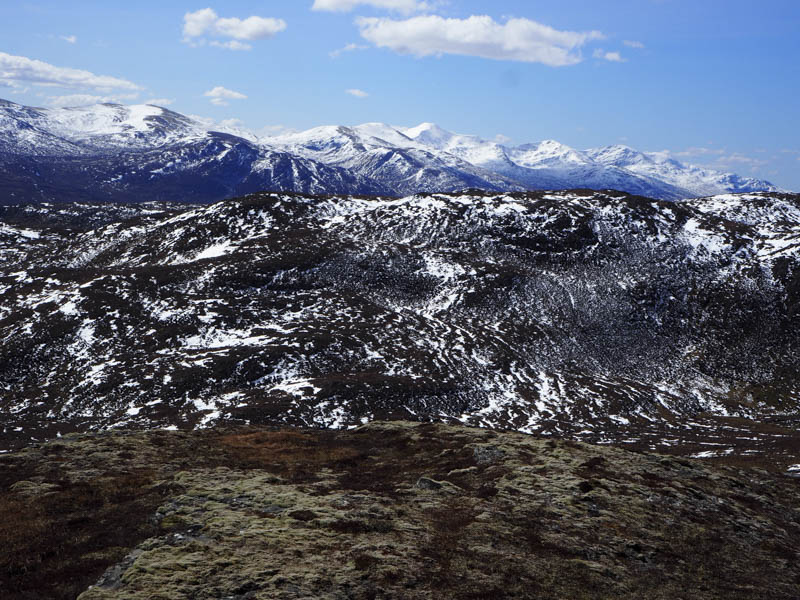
[144,98,175,106]
[183,8,286,49]
[210,40,252,51]
[593,49,625,62]
[714,153,768,168]
[0,79,25,90]
[674,147,726,158]
[669,147,770,172]
[214,16,287,40]
[355,15,604,66]
[219,118,246,128]
[494,134,512,144]
[312,0,430,14]
[623,40,644,49]
[330,43,368,58]
[204,85,247,106]
[189,115,295,140]
[345,88,369,98]
[184,8,218,38]
[60,35,77,44]
[42,93,139,107]
[0,52,141,91]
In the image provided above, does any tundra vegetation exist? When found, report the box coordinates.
[1,422,799,599]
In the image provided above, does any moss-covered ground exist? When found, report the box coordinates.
[1,421,799,599]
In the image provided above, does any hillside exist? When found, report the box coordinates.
[1,421,799,600]
[1,189,799,473]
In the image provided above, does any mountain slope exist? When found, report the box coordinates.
[270,124,524,195]
[1,190,799,466]
[586,144,779,198]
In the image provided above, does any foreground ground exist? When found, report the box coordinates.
[1,421,798,599]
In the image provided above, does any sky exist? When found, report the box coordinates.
[1,0,799,189]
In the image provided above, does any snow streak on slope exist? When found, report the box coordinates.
[1,190,799,455]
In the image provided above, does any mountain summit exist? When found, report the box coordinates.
[0,98,783,204]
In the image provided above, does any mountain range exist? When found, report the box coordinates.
[0,98,783,204]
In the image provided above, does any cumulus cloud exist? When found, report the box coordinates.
[623,40,644,49]
[593,49,625,62]
[257,124,296,137]
[494,134,512,145]
[345,88,369,98]
[355,15,604,66]
[191,114,295,139]
[330,43,368,58]
[0,52,141,91]
[214,16,286,40]
[204,85,247,106]
[183,8,217,38]
[60,35,77,44]
[42,93,139,107]
[0,79,25,90]
[183,8,286,49]
[312,0,430,13]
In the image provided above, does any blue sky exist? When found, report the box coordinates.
[2,0,799,189]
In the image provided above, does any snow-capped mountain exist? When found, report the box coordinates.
[2,189,800,455]
[584,144,778,198]
[0,99,199,153]
[397,123,781,199]
[269,123,695,199]
[0,98,784,204]
[0,99,390,204]
[268,123,523,196]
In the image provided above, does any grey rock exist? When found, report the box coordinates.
[473,445,506,465]
[416,477,443,490]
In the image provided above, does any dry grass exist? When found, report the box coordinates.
[218,430,365,481]
[0,470,165,600]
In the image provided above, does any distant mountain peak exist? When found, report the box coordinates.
[0,97,787,204]
[402,122,456,147]
[587,144,650,166]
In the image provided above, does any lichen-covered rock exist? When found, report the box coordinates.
[471,444,506,465]
[9,479,60,496]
